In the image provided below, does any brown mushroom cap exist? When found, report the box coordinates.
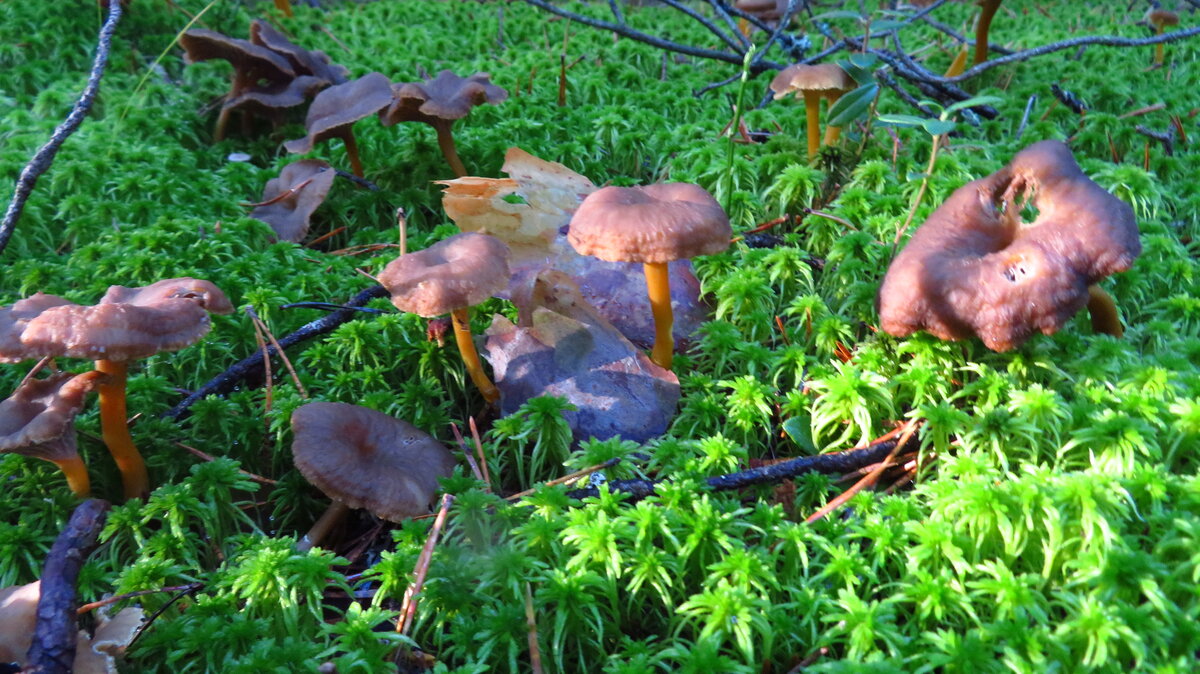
[0,581,39,664]
[379,70,508,126]
[877,140,1141,351]
[0,371,104,462]
[567,183,732,264]
[770,63,855,100]
[1146,9,1180,28]
[735,0,786,20]
[249,19,349,85]
[249,159,336,242]
[378,232,512,317]
[290,402,456,521]
[224,75,330,117]
[283,72,394,155]
[0,278,233,363]
[180,29,295,88]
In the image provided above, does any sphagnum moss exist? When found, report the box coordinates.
[2,0,1200,671]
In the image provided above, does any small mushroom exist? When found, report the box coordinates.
[378,232,511,403]
[877,140,1141,351]
[379,70,508,177]
[290,402,456,551]
[1146,9,1179,65]
[770,63,855,158]
[248,159,336,242]
[0,371,105,496]
[567,183,731,369]
[0,278,233,499]
[284,72,394,177]
[179,29,295,141]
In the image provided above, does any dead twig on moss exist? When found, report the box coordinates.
[163,285,389,420]
[566,432,915,502]
[25,499,111,674]
[0,0,121,257]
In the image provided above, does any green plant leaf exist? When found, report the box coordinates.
[810,10,864,21]
[782,414,817,454]
[944,95,1004,115]
[876,114,926,128]
[827,83,879,126]
[921,119,957,136]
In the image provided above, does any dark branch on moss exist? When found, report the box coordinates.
[25,499,110,674]
[163,285,389,420]
[0,0,122,257]
[567,435,911,503]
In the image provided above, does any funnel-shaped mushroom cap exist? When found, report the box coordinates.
[180,29,294,86]
[0,581,39,664]
[379,70,508,126]
[0,278,233,363]
[877,140,1141,351]
[378,232,512,317]
[567,183,732,264]
[249,159,336,242]
[250,19,349,85]
[1146,9,1180,28]
[290,402,456,521]
[224,75,330,116]
[770,63,854,100]
[284,72,394,155]
[735,0,787,20]
[0,371,104,461]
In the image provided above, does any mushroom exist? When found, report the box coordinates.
[221,74,330,133]
[290,401,456,551]
[283,72,394,178]
[770,63,855,158]
[566,183,731,369]
[1146,9,1179,66]
[179,29,295,141]
[378,232,511,403]
[379,70,508,177]
[248,159,336,242]
[0,580,143,672]
[877,140,1141,351]
[0,278,233,499]
[0,371,104,496]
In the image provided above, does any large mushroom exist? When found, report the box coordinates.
[0,370,105,496]
[379,70,508,177]
[290,402,456,551]
[378,232,511,403]
[284,72,394,177]
[0,278,233,499]
[567,183,731,370]
[770,63,855,158]
[877,140,1141,351]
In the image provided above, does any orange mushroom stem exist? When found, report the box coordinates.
[944,47,970,78]
[801,90,823,159]
[297,500,351,553]
[431,119,467,178]
[1086,285,1124,338]
[822,91,848,148]
[51,454,91,497]
[643,262,675,370]
[94,359,148,500]
[974,0,1004,66]
[340,130,365,178]
[451,307,499,403]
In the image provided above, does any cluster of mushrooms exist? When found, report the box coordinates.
[0,279,232,500]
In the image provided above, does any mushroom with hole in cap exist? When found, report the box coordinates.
[290,401,457,551]
[770,63,855,158]
[284,72,394,178]
[379,70,508,177]
[877,140,1141,351]
[0,370,105,497]
[0,278,233,499]
[567,183,731,369]
[378,232,511,403]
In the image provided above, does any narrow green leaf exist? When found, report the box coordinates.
[827,83,879,127]
[810,10,863,21]
[922,119,957,136]
[944,95,1004,115]
[876,114,926,128]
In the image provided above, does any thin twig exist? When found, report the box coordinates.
[506,458,621,502]
[0,0,122,256]
[1015,94,1037,141]
[173,442,278,485]
[450,422,488,487]
[468,417,491,488]
[163,285,390,420]
[77,583,203,616]
[395,494,454,640]
[804,419,920,523]
[247,307,309,399]
[524,582,544,674]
